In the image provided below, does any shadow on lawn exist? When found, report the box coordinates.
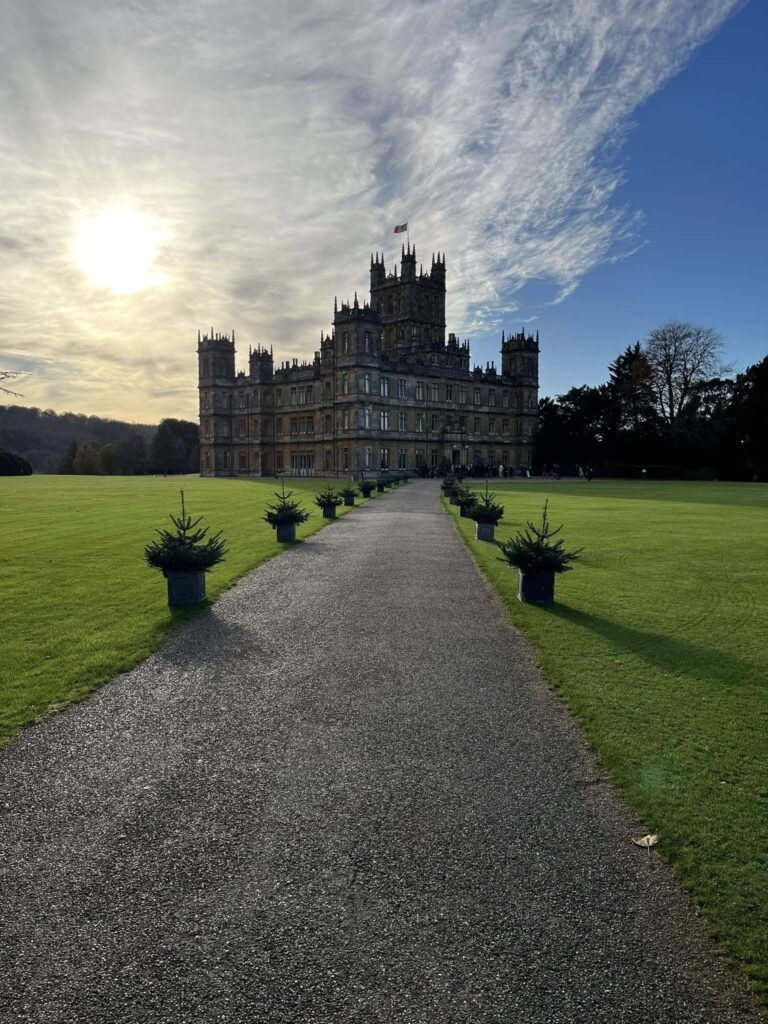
[538,602,755,690]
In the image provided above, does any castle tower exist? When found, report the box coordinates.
[369,245,446,357]
[198,329,236,476]
[249,344,274,383]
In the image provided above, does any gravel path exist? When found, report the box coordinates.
[0,480,757,1023]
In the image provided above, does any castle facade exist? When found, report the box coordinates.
[198,245,539,477]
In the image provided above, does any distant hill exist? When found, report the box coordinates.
[0,405,157,473]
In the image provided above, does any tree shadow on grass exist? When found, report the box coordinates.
[537,602,757,691]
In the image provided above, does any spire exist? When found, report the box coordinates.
[197,329,201,342]
[354,290,359,308]
[334,296,338,313]
[501,329,505,343]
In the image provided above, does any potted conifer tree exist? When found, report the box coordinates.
[144,491,226,606]
[455,484,477,519]
[359,479,374,498]
[441,470,459,505]
[264,481,311,542]
[498,501,582,603]
[315,482,343,519]
[340,482,359,507]
[468,483,505,541]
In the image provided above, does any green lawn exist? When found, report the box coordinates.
[446,480,768,1007]
[0,474,370,745]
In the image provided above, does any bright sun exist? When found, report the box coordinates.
[72,206,164,293]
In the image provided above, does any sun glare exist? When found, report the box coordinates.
[72,206,164,293]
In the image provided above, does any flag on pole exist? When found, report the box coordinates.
[393,222,408,234]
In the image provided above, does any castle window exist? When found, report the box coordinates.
[446,384,454,401]
[342,332,349,354]
[276,452,284,470]
[489,391,497,406]
[415,449,424,467]
[502,419,509,434]
[416,381,425,401]
[380,410,390,431]
[459,387,467,404]
[221,451,230,470]
[431,414,439,430]
[474,416,481,432]
[398,378,407,398]
[342,373,349,395]
[474,388,481,404]
[398,411,407,431]
[238,392,246,408]
[238,452,247,472]
[324,381,331,399]
[306,386,313,403]
[343,410,349,430]
[502,392,510,407]
[276,417,284,435]
[290,388,297,405]
[489,418,496,434]
[398,449,407,469]
[380,448,389,469]
[364,407,372,429]
[489,450,497,467]
[324,451,331,472]
[325,413,331,432]
[290,418,298,435]
[276,389,283,406]
[364,447,371,468]
[363,373,371,394]
[430,383,439,402]
[364,332,371,353]
[379,377,390,397]
[237,417,246,438]
[416,413,424,432]
[459,416,466,431]
[343,448,350,471]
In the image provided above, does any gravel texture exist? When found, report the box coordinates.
[0,480,758,1023]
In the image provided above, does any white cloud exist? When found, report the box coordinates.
[0,0,742,419]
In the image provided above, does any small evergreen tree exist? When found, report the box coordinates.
[469,483,505,525]
[263,482,311,526]
[498,501,582,575]
[145,491,227,573]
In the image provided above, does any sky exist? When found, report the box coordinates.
[0,0,765,423]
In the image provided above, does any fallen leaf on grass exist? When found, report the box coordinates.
[632,834,658,849]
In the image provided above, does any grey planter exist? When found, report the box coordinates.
[475,522,495,542]
[518,571,555,604]
[275,522,297,542]
[376,482,386,492]
[343,495,355,506]
[165,569,206,606]
[322,505,337,519]
[448,494,458,505]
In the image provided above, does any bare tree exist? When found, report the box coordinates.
[643,321,729,429]
[0,370,26,398]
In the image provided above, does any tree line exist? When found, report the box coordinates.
[535,321,767,480]
[60,419,200,475]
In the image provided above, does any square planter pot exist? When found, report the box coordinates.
[376,483,386,492]
[475,522,495,542]
[518,571,555,604]
[275,523,297,542]
[343,496,355,506]
[165,569,206,606]
[459,504,474,518]
[322,505,337,519]
[361,490,373,499]
[448,494,458,505]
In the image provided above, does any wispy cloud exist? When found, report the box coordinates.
[0,0,743,419]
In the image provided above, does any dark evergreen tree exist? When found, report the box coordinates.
[150,419,199,475]
[116,433,148,474]
[58,437,79,474]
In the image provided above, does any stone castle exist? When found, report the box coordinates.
[198,245,539,476]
